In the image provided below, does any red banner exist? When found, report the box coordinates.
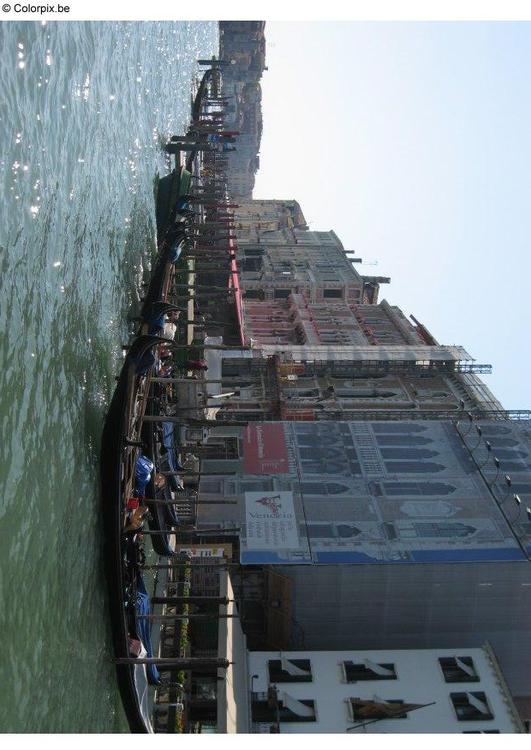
[243,424,289,474]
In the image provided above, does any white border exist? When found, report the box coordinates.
[1,1,531,22]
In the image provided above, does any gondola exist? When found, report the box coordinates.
[101,334,164,734]
[155,167,192,244]
[141,393,178,558]
[102,60,231,734]
[140,231,185,321]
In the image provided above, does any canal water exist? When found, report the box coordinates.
[0,21,217,732]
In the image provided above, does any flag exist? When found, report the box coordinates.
[350,698,429,719]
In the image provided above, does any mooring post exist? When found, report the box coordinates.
[115,656,231,668]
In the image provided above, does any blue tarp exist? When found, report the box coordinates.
[135,455,154,496]
[169,239,184,263]
[162,422,178,472]
[162,421,174,451]
[135,573,161,686]
[161,422,182,493]
[148,312,165,335]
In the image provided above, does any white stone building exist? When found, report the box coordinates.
[247,645,524,733]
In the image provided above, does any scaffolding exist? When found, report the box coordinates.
[450,371,503,409]
[455,363,493,375]
[301,359,492,378]
[314,408,531,422]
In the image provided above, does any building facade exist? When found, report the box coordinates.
[197,419,531,697]
[215,341,503,423]
[248,647,524,733]
[219,22,266,200]
[237,228,387,304]
[233,198,308,238]
[206,30,531,728]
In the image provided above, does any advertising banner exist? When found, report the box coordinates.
[244,491,299,550]
[243,423,289,474]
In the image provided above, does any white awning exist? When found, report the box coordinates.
[281,658,310,677]
[364,659,395,677]
[455,657,476,677]
[282,692,315,718]
[467,693,490,715]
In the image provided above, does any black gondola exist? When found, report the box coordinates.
[141,391,178,558]
[102,61,231,734]
[101,334,164,733]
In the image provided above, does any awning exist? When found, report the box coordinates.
[282,692,315,718]
[364,659,395,677]
[280,658,311,677]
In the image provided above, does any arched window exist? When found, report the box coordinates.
[335,388,398,399]
[301,481,351,495]
[302,460,349,475]
[299,446,345,461]
[479,425,512,435]
[489,461,530,472]
[511,483,531,495]
[412,522,477,538]
[336,524,362,538]
[380,448,439,460]
[488,448,528,460]
[376,435,432,446]
[300,482,327,495]
[483,438,519,448]
[380,482,457,496]
[384,461,445,473]
[372,423,427,433]
[327,482,352,494]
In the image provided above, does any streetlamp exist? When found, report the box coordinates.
[510,494,523,523]
[499,475,512,505]
[471,425,483,451]
[488,456,501,487]
[478,440,492,469]
[456,411,474,437]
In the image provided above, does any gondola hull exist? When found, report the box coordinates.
[101,336,162,733]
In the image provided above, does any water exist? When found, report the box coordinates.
[0,21,217,732]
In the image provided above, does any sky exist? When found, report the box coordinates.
[254,22,531,410]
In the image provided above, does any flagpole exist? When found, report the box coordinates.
[346,701,436,732]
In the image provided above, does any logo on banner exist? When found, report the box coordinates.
[255,494,282,517]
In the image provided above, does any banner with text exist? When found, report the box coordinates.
[243,423,290,474]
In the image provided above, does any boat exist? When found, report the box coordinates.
[141,397,179,558]
[101,60,233,733]
[101,334,165,733]
[155,167,192,244]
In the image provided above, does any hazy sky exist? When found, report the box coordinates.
[254,22,531,410]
